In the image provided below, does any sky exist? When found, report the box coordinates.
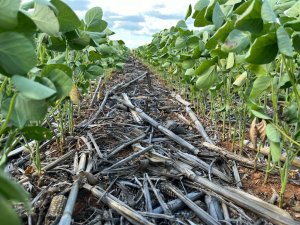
[63,0,198,48]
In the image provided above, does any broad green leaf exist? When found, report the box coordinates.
[276,26,294,57]
[195,57,218,75]
[31,3,60,36]
[175,36,187,49]
[235,0,263,33]
[0,197,21,225]
[0,171,30,205]
[224,0,242,6]
[0,32,37,75]
[176,20,188,29]
[194,8,211,27]
[221,29,250,53]
[185,68,195,76]
[182,59,195,70]
[98,44,113,56]
[261,0,277,23]
[266,124,281,142]
[194,0,210,11]
[14,11,37,35]
[46,36,67,52]
[88,51,102,61]
[212,2,224,28]
[67,31,90,50]
[21,126,52,141]
[85,7,107,32]
[204,0,217,22]
[250,76,271,99]
[270,141,281,163]
[250,109,272,120]
[226,52,235,69]
[284,1,300,18]
[51,0,81,32]
[245,32,278,64]
[284,20,300,31]
[42,64,72,77]
[85,65,104,79]
[206,20,234,50]
[0,0,20,29]
[233,71,247,87]
[247,64,268,76]
[12,75,56,100]
[13,95,48,127]
[196,67,217,90]
[46,69,72,99]
[185,4,192,20]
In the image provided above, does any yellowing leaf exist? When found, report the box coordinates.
[69,85,80,104]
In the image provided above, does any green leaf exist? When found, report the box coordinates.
[42,64,72,77]
[46,69,72,99]
[0,171,30,205]
[284,20,300,31]
[196,67,217,90]
[250,109,272,120]
[21,126,52,141]
[245,32,278,64]
[46,36,67,52]
[31,2,60,36]
[0,0,20,29]
[284,1,300,18]
[0,197,21,225]
[0,32,37,75]
[175,36,187,49]
[85,65,104,79]
[212,2,224,28]
[3,94,48,128]
[266,124,281,142]
[235,0,263,33]
[14,11,37,35]
[85,7,107,32]
[276,26,294,57]
[185,4,192,20]
[181,59,195,70]
[226,52,235,69]
[185,68,195,76]
[51,0,81,32]
[204,0,217,22]
[270,141,281,163]
[12,75,56,100]
[221,29,250,53]
[195,57,218,76]
[261,0,277,23]
[206,20,234,50]
[194,8,211,27]
[250,76,271,99]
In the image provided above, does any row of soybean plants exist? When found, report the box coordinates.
[136,0,300,207]
[0,0,129,223]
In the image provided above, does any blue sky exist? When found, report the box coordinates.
[64,0,198,48]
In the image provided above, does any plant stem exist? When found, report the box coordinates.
[0,93,17,136]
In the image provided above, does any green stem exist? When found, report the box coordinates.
[0,93,17,135]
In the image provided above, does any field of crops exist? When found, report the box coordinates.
[0,0,300,225]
